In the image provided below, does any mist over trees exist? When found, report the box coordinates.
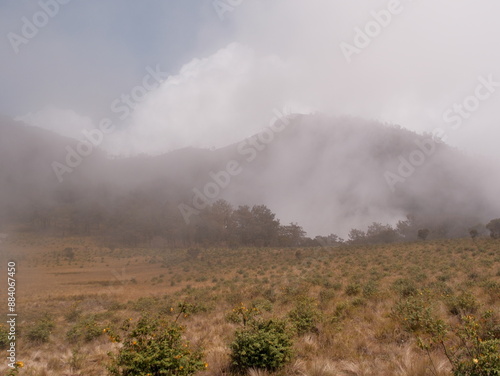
[486,219,500,239]
[4,187,498,249]
[1,114,500,247]
[12,194,308,248]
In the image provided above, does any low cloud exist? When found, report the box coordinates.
[106,43,305,154]
[15,106,93,140]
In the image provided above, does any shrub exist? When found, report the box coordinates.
[319,287,337,304]
[452,315,500,376]
[345,282,361,296]
[454,339,500,376]
[288,297,320,335]
[0,323,9,349]
[63,247,75,260]
[478,310,500,340]
[108,315,205,376]
[226,302,261,326]
[230,318,293,372]
[446,291,479,316]
[392,278,418,297]
[169,302,208,320]
[64,305,82,322]
[27,314,55,343]
[483,281,500,303]
[281,281,309,301]
[251,298,273,312]
[67,315,105,343]
[392,295,446,339]
[332,301,352,322]
[6,362,23,376]
[362,280,379,298]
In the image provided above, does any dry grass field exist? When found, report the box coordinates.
[1,232,499,375]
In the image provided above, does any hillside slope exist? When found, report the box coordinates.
[0,114,498,237]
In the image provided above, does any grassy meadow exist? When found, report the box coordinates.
[1,233,499,376]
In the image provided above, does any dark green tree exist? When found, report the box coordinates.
[486,218,500,239]
[417,228,430,241]
[279,223,306,247]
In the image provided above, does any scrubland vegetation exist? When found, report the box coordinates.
[1,232,499,376]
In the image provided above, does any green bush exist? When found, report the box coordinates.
[362,280,379,299]
[230,318,293,372]
[345,283,361,296]
[0,323,9,349]
[452,315,500,376]
[332,301,352,322]
[454,339,500,376]
[251,298,273,312]
[392,295,446,340]
[392,278,418,297]
[27,314,55,343]
[483,281,500,303]
[225,302,261,326]
[64,306,82,322]
[288,297,320,335]
[447,291,479,316]
[67,315,105,343]
[108,315,205,376]
[319,287,337,304]
[477,310,500,340]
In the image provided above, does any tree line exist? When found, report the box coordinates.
[6,191,500,248]
[13,194,311,248]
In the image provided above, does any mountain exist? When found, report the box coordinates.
[207,114,499,237]
[0,114,498,238]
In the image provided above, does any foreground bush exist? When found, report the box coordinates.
[230,318,293,372]
[454,339,500,376]
[108,315,206,376]
[395,302,500,376]
[452,315,500,376]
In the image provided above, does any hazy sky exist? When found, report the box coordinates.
[2,0,500,158]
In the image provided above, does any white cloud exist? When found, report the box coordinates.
[15,106,94,140]
[106,43,305,154]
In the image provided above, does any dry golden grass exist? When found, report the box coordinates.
[0,232,498,375]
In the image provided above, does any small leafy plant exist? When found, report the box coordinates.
[27,314,55,344]
[225,302,261,326]
[0,323,9,349]
[230,318,293,372]
[108,315,206,376]
[287,297,321,335]
[66,315,105,343]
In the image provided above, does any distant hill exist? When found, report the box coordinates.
[0,114,498,238]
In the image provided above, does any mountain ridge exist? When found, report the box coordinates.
[0,114,498,238]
